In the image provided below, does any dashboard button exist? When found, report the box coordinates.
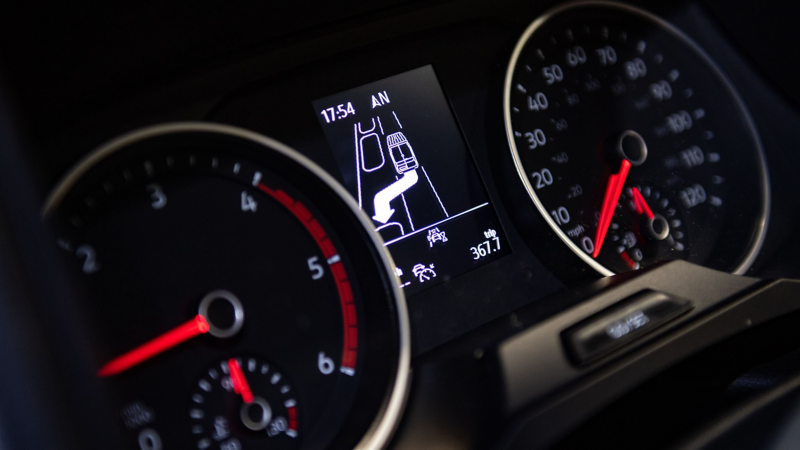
[562,291,693,365]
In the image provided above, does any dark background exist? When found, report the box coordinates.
[3,0,800,449]
[2,0,799,284]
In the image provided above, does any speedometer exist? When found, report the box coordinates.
[504,1,769,275]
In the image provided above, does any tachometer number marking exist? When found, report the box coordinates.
[240,191,258,212]
[318,352,335,375]
[307,256,324,280]
[258,184,359,372]
[146,183,167,210]
[76,244,100,274]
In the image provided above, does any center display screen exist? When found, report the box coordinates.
[313,65,510,295]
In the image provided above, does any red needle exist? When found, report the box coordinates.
[631,187,655,220]
[592,159,632,258]
[228,358,254,404]
[98,315,210,377]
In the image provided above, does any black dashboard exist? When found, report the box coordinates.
[3,0,800,449]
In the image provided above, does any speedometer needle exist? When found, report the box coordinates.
[228,358,254,404]
[98,315,210,377]
[592,159,631,258]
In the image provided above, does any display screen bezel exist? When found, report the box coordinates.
[312,65,513,296]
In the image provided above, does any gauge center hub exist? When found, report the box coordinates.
[198,290,245,338]
[241,396,273,431]
[616,130,648,166]
[647,215,670,241]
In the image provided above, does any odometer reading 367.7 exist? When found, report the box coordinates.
[505,1,769,275]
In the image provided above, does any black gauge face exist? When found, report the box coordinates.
[45,125,409,450]
[505,2,768,275]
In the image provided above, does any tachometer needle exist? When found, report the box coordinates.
[98,315,210,377]
[228,358,254,404]
[631,187,654,220]
[592,159,632,258]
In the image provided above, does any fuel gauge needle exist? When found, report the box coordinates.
[98,315,210,377]
[592,160,631,258]
[229,358,254,404]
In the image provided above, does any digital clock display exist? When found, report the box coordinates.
[313,65,511,295]
[319,102,356,123]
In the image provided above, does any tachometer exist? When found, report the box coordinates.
[504,1,769,275]
[44,123,409,449]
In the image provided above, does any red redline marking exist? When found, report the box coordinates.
[330,262,347,283]
[319,239,337,259]
[292,202,313,223]
[257,183,358,373]
[343,327,358,368]
[288,406,298,431]
[270,189,294,210]
[306,219,326,242]
[344,303,357,326]
[620,251,637,269]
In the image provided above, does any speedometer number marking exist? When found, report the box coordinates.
[594,46,617,66]
[528,92,549,111]
[542,65,564,84]
[565,46,587,66]
[525,129,547,149]
[531,168,554,189]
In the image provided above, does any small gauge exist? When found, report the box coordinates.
[504,1,769,275]
[44,123,410,449]
[190,357,299,449]
[607,184,687,270]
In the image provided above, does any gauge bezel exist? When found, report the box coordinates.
[503,0,770,276]
[43,122,411,450]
